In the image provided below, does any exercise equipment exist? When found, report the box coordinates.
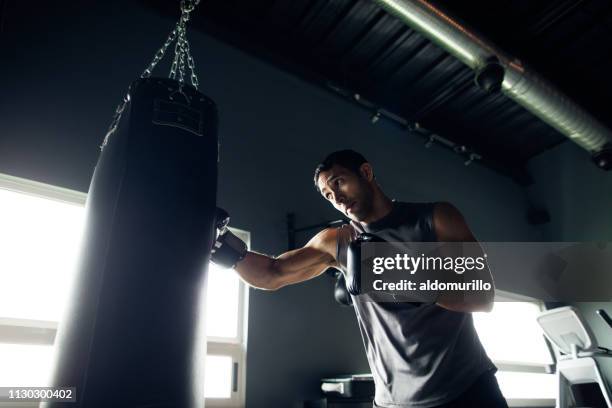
[538,306,612,408]
[321,374,375,400]
[42,1,218,407]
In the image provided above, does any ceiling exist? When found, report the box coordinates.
[146,0,612,184]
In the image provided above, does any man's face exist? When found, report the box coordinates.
[317,164,374,222]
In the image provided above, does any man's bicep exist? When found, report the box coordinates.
[273,229,338,287]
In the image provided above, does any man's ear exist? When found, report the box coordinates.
[359,163,374,181]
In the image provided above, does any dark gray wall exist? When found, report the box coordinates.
[0,1,541,407]
[527,142,612,242]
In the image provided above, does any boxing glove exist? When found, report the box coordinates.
[211,207,248,268]
[334,273,353,306]
[346,233,386,296]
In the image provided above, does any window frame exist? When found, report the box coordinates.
[0,173,249,408]
[476,289,557,407]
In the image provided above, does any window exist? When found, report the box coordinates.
[473,290,556,406]
[205,233,250,408]
[0,173,248,407]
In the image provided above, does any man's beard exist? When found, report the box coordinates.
[350,183,374,221]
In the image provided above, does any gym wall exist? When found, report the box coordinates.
[528,142,612,242]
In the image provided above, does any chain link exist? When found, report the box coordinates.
[167,6,199,89]
[101,94,129,149]
[142,26,179,78]
[149,2,198,88]
[101,0,201,149]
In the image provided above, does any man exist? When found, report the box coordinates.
[211,150,507,408]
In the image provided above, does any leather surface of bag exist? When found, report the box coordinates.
[43,78,218,407]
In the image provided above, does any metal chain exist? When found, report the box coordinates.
[177,23,188,84]
[168,6,199,89]
[142,25,179,79]
[182,22,199,89]
[101,94,129,149]
[169,34,183,83]
[101,0,201,150]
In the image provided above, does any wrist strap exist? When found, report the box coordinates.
[211,230,247,268]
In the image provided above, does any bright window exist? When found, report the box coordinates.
[205,232,250,407]
[205,355,234,398]
[0,343,55,387]
[473,293,557,404]
[494,371,556,400]
[0,188,84,322]
[207,265,241,339]
[0,174,248,407]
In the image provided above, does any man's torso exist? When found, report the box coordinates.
[336,201,495,408]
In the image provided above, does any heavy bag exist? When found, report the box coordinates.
[43,78,218,407]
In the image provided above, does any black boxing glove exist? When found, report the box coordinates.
[210,207,247,269]
[347,233,434,305]
[346,233,386,296]
[333,273,353,307]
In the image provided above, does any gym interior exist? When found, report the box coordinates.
[0,0,611,407]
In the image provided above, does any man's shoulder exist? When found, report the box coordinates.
[306,227,341,251]
[430,202,475,241]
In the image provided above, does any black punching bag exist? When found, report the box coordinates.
[43,78,218,407]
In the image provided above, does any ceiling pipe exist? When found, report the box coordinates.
[372,0,612,170]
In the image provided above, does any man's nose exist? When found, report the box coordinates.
[334,194,347,206]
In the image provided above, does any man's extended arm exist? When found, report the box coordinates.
[232,228,339,290]
[433,202,495,313]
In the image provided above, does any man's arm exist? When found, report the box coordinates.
[233,228,339,290]
[433,202,495,313]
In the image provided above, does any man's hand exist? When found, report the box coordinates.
[210,208,248,269]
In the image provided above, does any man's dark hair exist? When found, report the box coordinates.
[313,149,368,192]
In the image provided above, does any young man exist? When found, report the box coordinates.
[212,150,507,408]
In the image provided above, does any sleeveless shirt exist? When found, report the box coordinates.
[336,201,496,408]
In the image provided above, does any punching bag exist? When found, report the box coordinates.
[42,77,218,407]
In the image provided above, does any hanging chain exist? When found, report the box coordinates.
[145,0,199,88]
[142,27,179,79]
[101,0,201,149]
[168,4,199,89]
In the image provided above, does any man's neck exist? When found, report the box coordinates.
[360,193,393,225]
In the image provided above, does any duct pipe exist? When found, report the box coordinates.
[372,0,612,165]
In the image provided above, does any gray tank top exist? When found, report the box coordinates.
[337,201,495,408]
